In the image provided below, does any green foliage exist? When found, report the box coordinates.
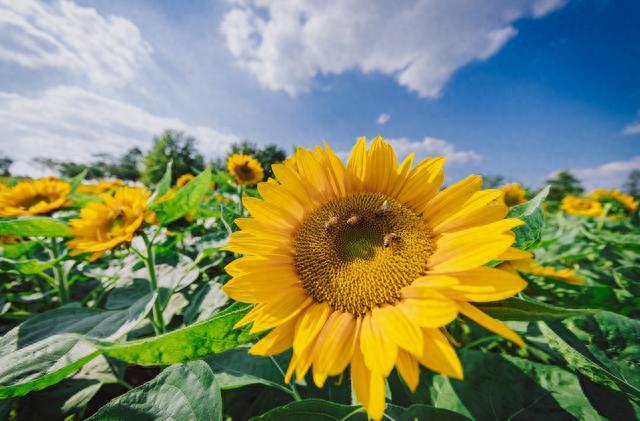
[508,186,549,250]
[0,154,13,176]
[150,167,212,225]
[545,170,584,202]
[0,217,71,237]
[624,169,640,197]
[142,130,205,185]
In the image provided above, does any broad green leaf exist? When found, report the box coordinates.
[0,256,63,275]
[0,294,155,399]
[385,404,470,420]
[0,217,71,238]
[0,240,39,259]
[476,295,597,321]
[100,302,254,365]
[507,186,549,250]
[540,312,640,402]
[206,347,291,395]
[149,160,173,204]
[613,266,640,293]
[419,350,601,419]
[252,399,367,420]
[151,167,212,225]
[88,361,222,421]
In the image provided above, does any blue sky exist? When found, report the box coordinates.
[0,0,638,190]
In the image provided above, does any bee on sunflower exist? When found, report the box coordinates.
[560,195,604,218]
[499,183,527,207]
[223,137,528,419]
[227,153,264,186]
[68,187,152,260]
[0,177,71,217]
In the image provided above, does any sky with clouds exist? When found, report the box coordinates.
[0,0,638,190]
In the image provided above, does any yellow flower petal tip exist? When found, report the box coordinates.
[224,136,528,420]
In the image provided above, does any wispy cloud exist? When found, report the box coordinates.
[0,0,152,87]
[622,121,640,135]
[221,0,566,97]
[0,86,240,176]
[376,113,390,125]
[556,156,640,191]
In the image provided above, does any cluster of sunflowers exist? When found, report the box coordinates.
[561,189,638,219]
[0,138,637,420]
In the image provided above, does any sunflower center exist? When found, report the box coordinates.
[17,194,50,209]
[294,192,434,316]
[235,163,255,181]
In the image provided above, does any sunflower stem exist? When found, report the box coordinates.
[49,237,70,304]
[236,184,244,214]
[141,232,165,335]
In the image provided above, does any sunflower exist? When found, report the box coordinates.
[501,256,584,285]
[227,153,264,186]
[591,189,638,213]
[223,137,528,419]
[499,183,527,207]
[176,173,196,188]
[0,177,71,217]
[560,195,604,217]
[68,187,151,260]
[76,179,124,195]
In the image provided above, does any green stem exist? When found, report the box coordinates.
[142,232,165,335]
[49,237,70,304]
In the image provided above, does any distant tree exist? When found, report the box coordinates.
[545,170,584,201]
[33,158,107,179]
[142,130,205,185]
[482,175,505,189]
[108,147,143,181]
[0,155,13,176]
[624,170,640,198]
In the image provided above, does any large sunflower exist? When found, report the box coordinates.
[227,153,264,186]
[561,195,604,217]
[223,137,528,419]
[0,177,71,217]
[68,187,151,260]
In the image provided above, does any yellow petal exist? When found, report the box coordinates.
[351,344,386,421]
[225,255,293,277]
[242,196,298,230]
[235,288,312,333]
[496,247,532,261]
[257,183,305,222]
[222,270,300,303]
[360,312,397,376]
[442,267,527,302]
[372,304,423,356]
[417,328,463,379]
[314,313,358,383]
[249,316,297,355]
[422,175,482,227]
[396,157,445,210]
[397,289,458,328]
[432,190,508,234]
[457,300,524,347]
[293,302,332,354]
[396,349,420,391]
[347,137,367,185]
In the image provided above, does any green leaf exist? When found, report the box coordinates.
[421,350,603,419]
[385,404,470,420]
[0,217,71,237]
[0,294,155,399]
[69,169,88,193]
[149,160,173,204]
[507,185,549,250]
[206,347,291,395]
[251,399,366,420]
[150,167,212,225]
[88,361,222,421]
[100,302,254,365]
[0,240,39,259]
[476,295,597,321]
[539,312,640,402]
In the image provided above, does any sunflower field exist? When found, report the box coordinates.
[0,137,638,420]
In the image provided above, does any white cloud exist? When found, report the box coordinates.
[221,0,566,97]
[376,113,390,125]
[336,136,481,164]
[622,121,640,135]
[0,0,152,87]
[563,156,640,191]
[0,86,240,177]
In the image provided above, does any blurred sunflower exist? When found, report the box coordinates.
[561,195,604,217]
[0,177,71,217]
[76,179,124,195]
[499,183,526,207]
[591,189,638,213]
[501,256,584,285]
[176,173,195,188]
[227,153,264,185]
[0,235,18,244]
[223,137,527,419]
[68,187,151,260]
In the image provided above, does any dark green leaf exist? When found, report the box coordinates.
[385,404,470,420]
[88,361,222,421]
[251,399,366,420]
[69,169,88,193]
[476,295,597,321]
[507,186,549,250]
[0,217,71,238]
